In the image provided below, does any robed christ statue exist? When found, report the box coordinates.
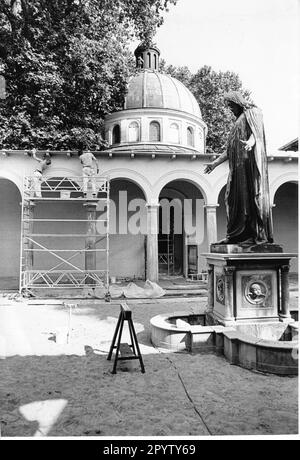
[204,91,274,245]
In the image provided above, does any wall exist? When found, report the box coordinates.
[98,180,146,279]
[217,187,227,242]
[0,179,21,285]
[31,180,146,280]
[159,180,207,274]
[0,152,298,284]
[33,200,86,271]
[273,182,298,273]
[217,183,298,273]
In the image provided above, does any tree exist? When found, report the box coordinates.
[159,59,192,87]
[190,66,251,153]
[0,0,178,150]
[160,62,250,153]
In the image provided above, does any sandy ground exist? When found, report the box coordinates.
[0,299,298,438]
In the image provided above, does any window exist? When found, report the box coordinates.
[128,121,140,142]
[170,123,180,144]
[112,125,121,144]
[187,127,194,147]
[149,121,161,142]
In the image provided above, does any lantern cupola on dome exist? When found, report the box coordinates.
[105,42,207,151]
[134,43,160,71]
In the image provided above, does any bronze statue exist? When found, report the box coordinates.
[204,91,273,245]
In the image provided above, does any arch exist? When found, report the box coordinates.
[187,126,194,147]
[44,167,80,180]
[102,168,153,203]
[110,177,146,200]
[128,121,140,142]
[272,181,298,273]
[169,123,180,144]
[0,170,22,194]
[157,178,207,277]
[270,172,298,205]
[149,121,161,142]
[107,176,147,280]
[161,186,189,201]
[153,170,212,204]
[112,124,121,144]
[0,178,22,288]
[214,173,229,204]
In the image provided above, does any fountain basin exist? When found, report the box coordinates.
[150,312,298,375]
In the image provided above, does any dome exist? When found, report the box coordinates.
[124,70,202,119]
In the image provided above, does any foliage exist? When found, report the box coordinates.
[159,59,192,87]
[160,61,251,153]
[0,0,177,150]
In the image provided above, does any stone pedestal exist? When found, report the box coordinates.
[204,245,296,327]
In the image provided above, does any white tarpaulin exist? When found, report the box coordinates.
[123,280,166,299]
[94,280,166,299]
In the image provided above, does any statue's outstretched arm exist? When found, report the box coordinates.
[204,151,228,174]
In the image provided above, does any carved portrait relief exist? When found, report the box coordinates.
[245,281,268,306]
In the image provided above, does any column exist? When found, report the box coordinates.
[84,202,98,285]
[146,202,159,282]
[23,201,35,288]
[204,204,219,249]
[280,264,291,322]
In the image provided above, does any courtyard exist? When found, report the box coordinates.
[0,296,298,437]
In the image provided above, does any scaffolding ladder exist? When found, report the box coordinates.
[19,176,110,297]
[158,233,175,276]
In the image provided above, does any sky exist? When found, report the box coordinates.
[153,0,299,151]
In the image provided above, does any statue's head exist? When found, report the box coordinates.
[226,100,242,117]
[250,283,262,296]
[224,91,254,117]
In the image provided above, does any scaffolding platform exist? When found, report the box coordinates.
[20,176,110,297]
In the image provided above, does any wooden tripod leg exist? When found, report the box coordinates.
[128,319,137,356]
[112,313,125,374]
[107,312,122,361]
[128,318,145,373]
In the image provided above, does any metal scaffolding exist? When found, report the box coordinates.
[20,176,110,297]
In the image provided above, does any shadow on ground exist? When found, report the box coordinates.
[0,300,298,437]
[0,346,298,437]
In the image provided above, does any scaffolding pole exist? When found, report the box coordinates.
[20,176,110,297]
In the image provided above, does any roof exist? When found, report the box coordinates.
[124,70,202,119]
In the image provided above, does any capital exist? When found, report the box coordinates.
[146,201,160,210]
[281,264,290,274]
[224,266,235,277]
[204,204,220,210]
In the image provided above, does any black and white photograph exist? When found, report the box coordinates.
[0,0,298,441]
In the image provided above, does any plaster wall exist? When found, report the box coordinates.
[0,152,298,282]
[0,179,21,278]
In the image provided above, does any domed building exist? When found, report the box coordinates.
[105,44,206,155]
[0,44,297,291]
[103,44,210,281]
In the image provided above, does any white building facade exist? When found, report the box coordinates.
[0,45,298,289]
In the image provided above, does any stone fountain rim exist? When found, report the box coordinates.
[150,311,298,347]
